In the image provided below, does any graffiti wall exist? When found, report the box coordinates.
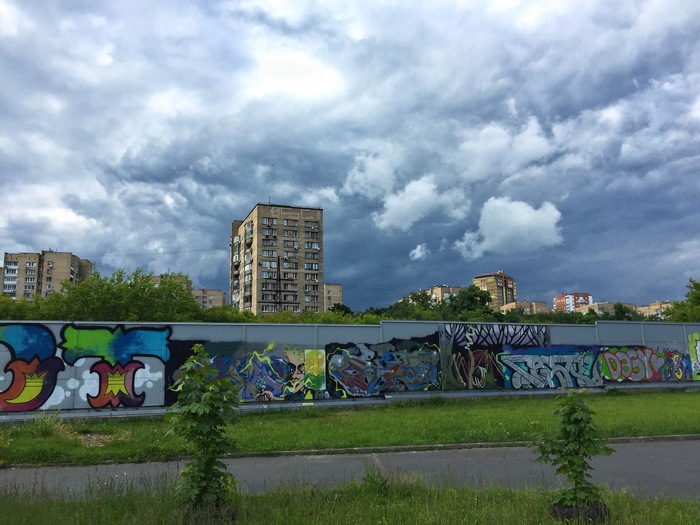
[0,321,698,413]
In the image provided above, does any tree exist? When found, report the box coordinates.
[329,303,353,315]
[665,278,700,322]
[531,389,613,521]
[439,285,495,321]
[166,344,238,509]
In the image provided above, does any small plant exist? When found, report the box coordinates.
[531,389,614,521]
[26,411,76,439]
[166,344,239,508]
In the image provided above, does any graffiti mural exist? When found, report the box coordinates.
[326,337,441,398]
[689,333,700,380]
[600,346,693,382]
[497,346,602,389]
[213,343,327,401]
[440,323,548,389]
[60,324,171,408]
[0,323,64,411]
[0,321,697,413]
[0,323,170,412]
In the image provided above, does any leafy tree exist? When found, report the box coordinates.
[531,389,613,519]
[329,303,353,315]
[166,344,238,508]
[439,285,495,321]
[665,278,700,322]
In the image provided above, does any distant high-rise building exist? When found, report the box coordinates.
[230,204,323,314]
[472,270,517,309]
[323,283,343,312]
[192,288,226,309]
[554,292,593,312]
[2,250,93,301]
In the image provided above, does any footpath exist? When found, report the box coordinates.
[1,436,699,500]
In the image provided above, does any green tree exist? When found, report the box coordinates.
[665,278,700,322]
[166,344,238,508]
[328,303,353,316]
[439,285,495,321]
[531,389,613,518]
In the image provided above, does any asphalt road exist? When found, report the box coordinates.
[1,438,699,500]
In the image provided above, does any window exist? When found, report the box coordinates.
[304,284,319,292]
[261,305,277,312]
[4,268,16,275]
[26,269,36,275]
[262,217,277,226]
[262,250,277,257]
[261,271,277,279]
[24,277,35,283]
[261,239,277,246]
[283,272,298,280]
[304,252,319,259]
[25,261,37,267]
[304,221,318,229]
[261,228,277,236]
[304,263,319,270]
[304,273,318,281]
[304,241,320,249]
[283,261,298,269]
[283,230,299,237]
[283,219,298,226]
[304,231,319,238]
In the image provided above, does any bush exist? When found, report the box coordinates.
[166,344,239,507]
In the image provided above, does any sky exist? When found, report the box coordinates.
[1,0,699,312]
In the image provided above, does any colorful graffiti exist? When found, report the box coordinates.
[326,340,441,398]
[497,346,602,389]
[600,346,693,382]
[0,321,697,413]
[0,323,170,411]
[213,344,326,401]
[689,333,700,379]
[441,323,548,389]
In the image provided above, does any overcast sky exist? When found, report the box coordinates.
[2,0,699,312]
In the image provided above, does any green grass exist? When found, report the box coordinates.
[2,389,699,466]
[1,474,699,525]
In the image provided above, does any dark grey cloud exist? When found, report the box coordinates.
[1,0,699,311]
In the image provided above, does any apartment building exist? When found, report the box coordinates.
[501,301,549,315]
[230,204,323,314]
[192,288,227,309]
[323,283,343,312]
[472,270,516,309]
[427,285,464,305]
[553,292,593,312]
[2,250,93,300]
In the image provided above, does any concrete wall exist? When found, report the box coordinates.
[0,320,698,413]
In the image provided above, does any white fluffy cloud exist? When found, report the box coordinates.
[454,197,562,260]
[409,243,430,261]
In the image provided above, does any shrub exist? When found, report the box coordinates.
[166,344,239,508]
[531,389,614,509]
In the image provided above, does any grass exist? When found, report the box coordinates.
[2,390,700,524]
[1,472,699,524]
[1,389,699,466]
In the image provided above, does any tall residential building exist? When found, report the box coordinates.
[553,292,593,312]
[192,288,227,309]
[230,204,323,314]
[323,283,343,312]
[472,270,517,309]
[2,250,93,301]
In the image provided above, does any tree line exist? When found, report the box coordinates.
[1,269,698,324]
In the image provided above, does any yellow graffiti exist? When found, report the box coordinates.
[5,372,47,404]
[104,370,128,396]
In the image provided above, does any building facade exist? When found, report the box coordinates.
[427,285,464,305]
[192,288,227,309]
[554,292,593,312]
[472,271,516,309]
[323,283,343,312]
[230,204,323,314]
[2,250,93,301]
[501,301,549,315]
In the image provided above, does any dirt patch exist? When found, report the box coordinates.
[80,433,112,448]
